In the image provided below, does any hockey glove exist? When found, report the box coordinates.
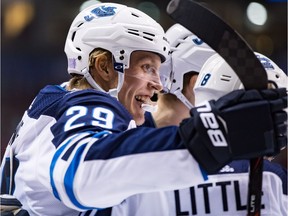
[179,88,287,174]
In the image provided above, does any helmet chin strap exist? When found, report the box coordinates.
[174,89,194,109]
[82,65,124,99]
[112,61,125,99]
[82,68,106,92]
[108,72,124,99]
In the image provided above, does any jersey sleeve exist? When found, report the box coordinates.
[49,90,206,211]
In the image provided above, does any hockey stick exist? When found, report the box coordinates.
[166,0,267,215]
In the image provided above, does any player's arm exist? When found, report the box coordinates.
[49,92,205,210]
[50,88,287,210]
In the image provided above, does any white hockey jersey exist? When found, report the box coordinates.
[94,113,287,216]
[102,160,287,216]
[0,85,206,216]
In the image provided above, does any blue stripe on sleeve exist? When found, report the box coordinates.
[50,131,110,205]
[64,143,97,210]
[64,131,110,209]
[50,138,74,200]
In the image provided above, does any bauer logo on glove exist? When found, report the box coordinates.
[197,101,228,147]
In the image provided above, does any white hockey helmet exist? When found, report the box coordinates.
[159,23,215,108]
[64,2,169,94]
[194,52,288,106]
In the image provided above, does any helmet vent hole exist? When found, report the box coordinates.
[144,32,155,37]
[71,23,84,41]
[72,32,76,41]
[128,29,140,36]
[127,29,156,42]
[77,22,84,27]
[143,36,153,41]
[143,32,155,41]
[131,13,140,18]
[78,56,82,60]
[76,47,81,51]
[220,74,232,82]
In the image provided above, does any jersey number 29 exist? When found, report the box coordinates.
[64,105,114,131]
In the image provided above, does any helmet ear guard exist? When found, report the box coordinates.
[193,52,288,106]
[159,57,173,94]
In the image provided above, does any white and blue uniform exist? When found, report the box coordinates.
[95,113,287,216]
[104,160,287,216]
[0,85,205,215]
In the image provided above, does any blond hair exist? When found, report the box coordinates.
[66,48,112,90]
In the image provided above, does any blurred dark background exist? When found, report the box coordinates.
[1,0,287,167]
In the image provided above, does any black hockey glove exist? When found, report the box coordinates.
[179,88,287,174]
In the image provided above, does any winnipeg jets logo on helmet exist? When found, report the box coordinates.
[84,6,117,21]
[192,36,204,45]
[254,52,287,89]
[255,54,274,70]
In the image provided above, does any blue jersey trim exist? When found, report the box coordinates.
[64,143,97,210]
[56,84,68,91]
[200,165,208,181]
[51,131,110,208]
[50,137,74,200]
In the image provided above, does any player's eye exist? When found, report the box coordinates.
[142,64,157,75]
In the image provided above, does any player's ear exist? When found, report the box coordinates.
[94,54,113,81]
[189,73,198,89]
[183,73,199,106]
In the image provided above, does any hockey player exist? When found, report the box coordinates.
[191,52,287,216]
[146,23,216,127]
[94,24,287,216]
[0,4,286,216]
[181,53,287,216]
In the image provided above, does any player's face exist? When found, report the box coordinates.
[118,51,162,125]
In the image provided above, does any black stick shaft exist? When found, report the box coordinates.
[247,158,263,216]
